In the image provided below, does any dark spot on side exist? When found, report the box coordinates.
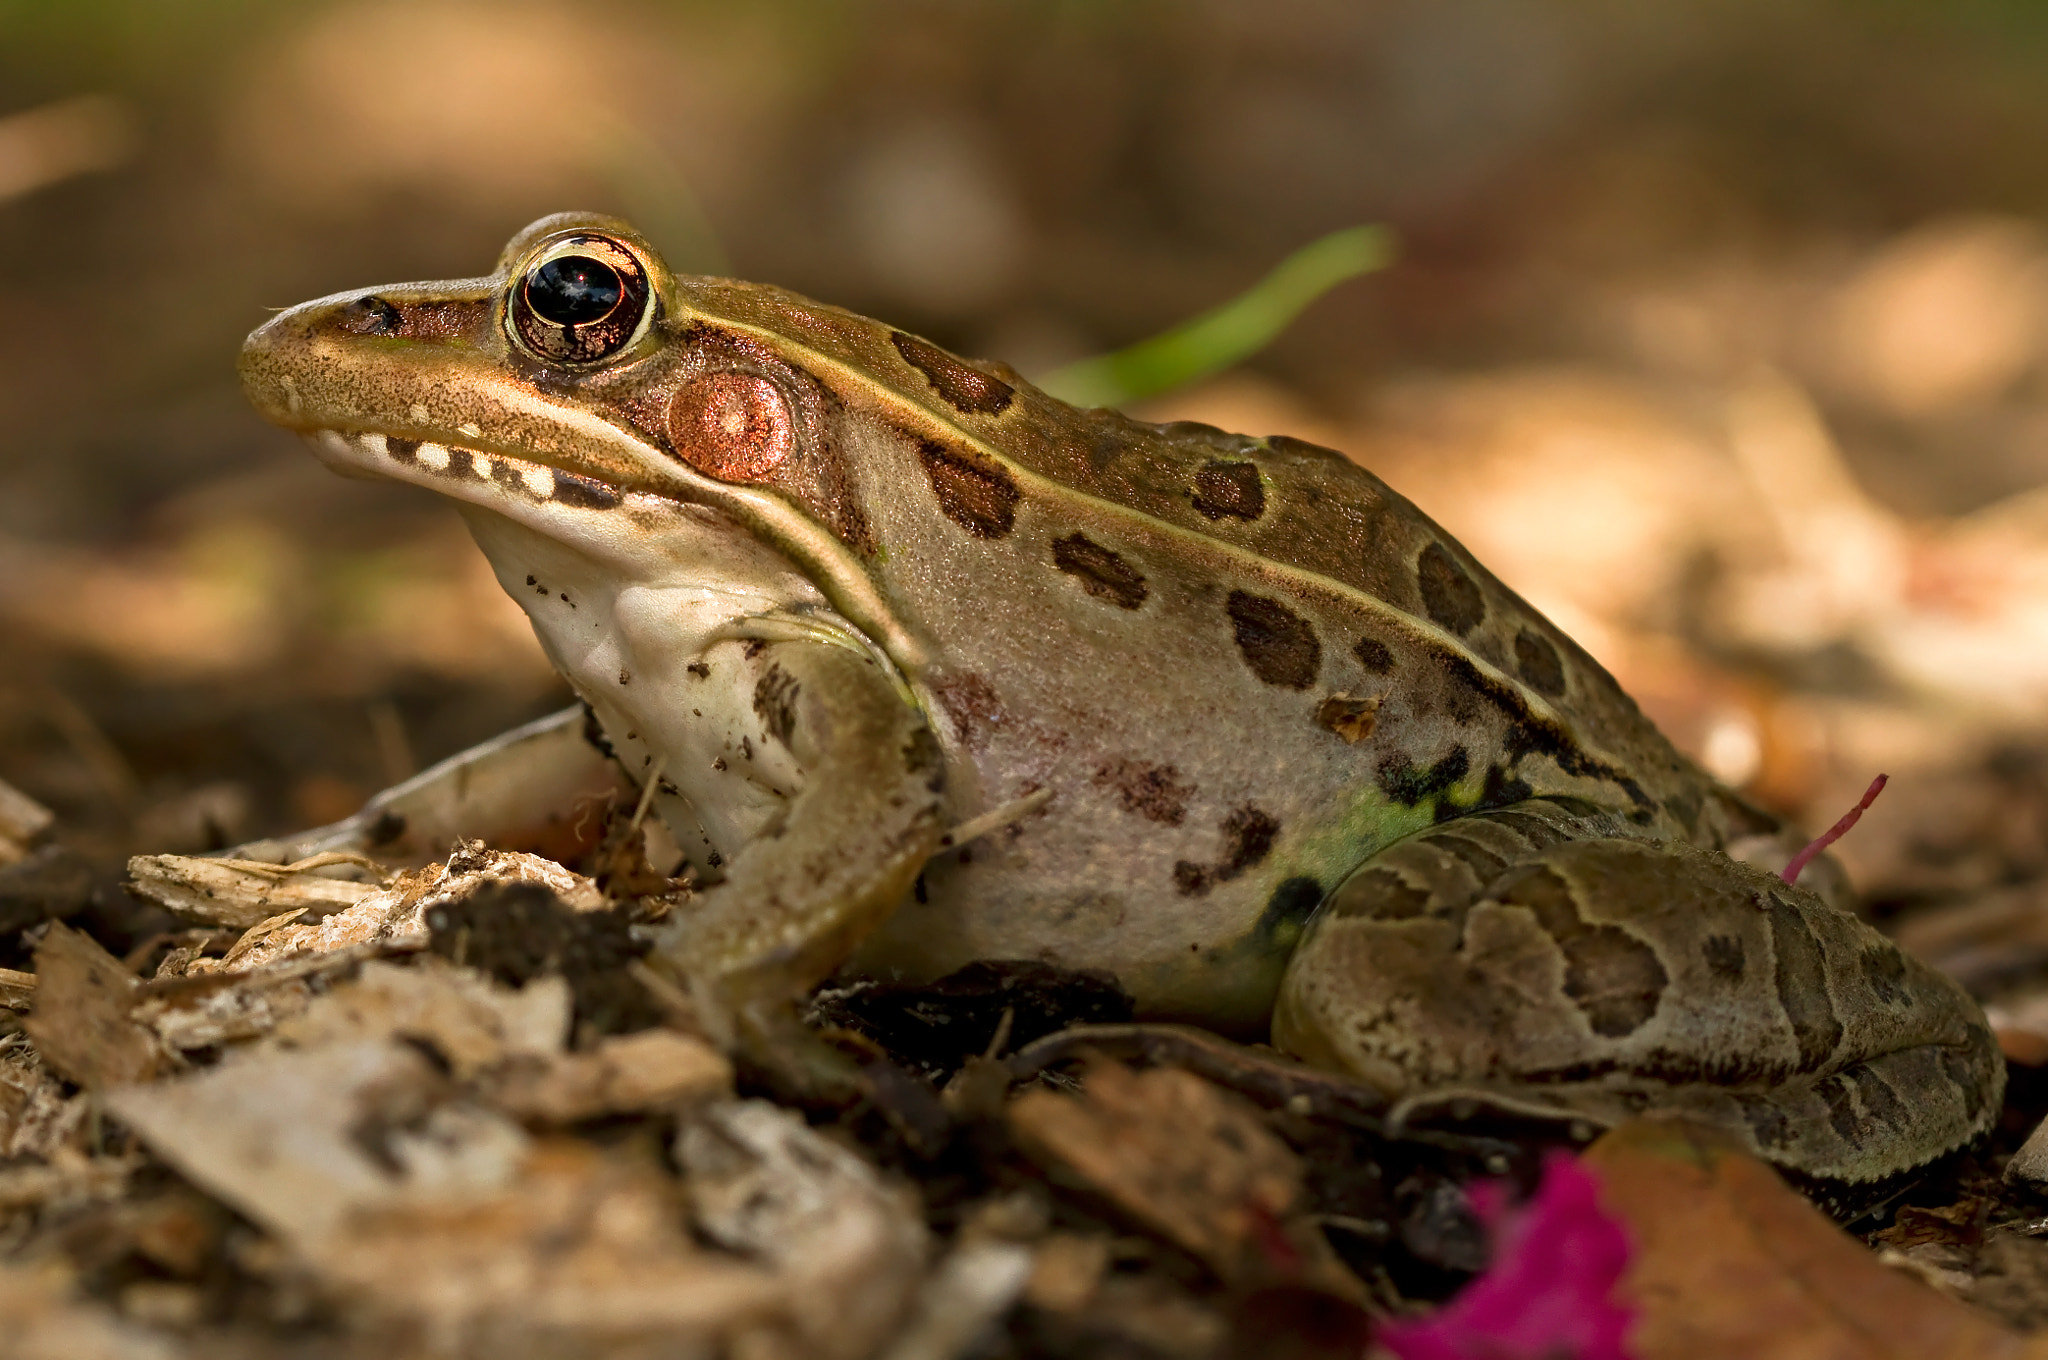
[1377,748,1471,807]
[918,439,1020,538]
[1191,460,1266,521]
[617,669,631,686]
[1258,877,1324,950]
[1495,864,1667,1038]
[1092,758,1194,826]
[1860,944,1910,1008]
[1226,590,1321,690]
[931,673,1004,751]
[1417,542,1486,635]
[1768,907,1844,1072]
[686,662,710,679]
[1327,865,1431,921]
[1480,765,1535,809]
[368,809,407,847]
[1514,629,1567,698]
[711,757,726,772]
[1315,693,1381,744]
[1432,651,1657,817]
[386,436,422,463]
[752,665,800,746]
[1703,934,1746,981]
[551,469,621,509]
[891,331,1015,415]
[740,736,753,761]
[1354,637,1395,674]
[913,873,928,904]
[742,639,767,659]
[1173,804,1280,897]
[1053,533,1148,609]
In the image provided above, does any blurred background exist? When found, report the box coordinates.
[6,0,2048,958]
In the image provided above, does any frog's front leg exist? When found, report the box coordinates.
[642,637,947,1016]
[1272,799,2003,1182]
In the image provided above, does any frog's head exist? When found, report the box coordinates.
[240,212,1032,665]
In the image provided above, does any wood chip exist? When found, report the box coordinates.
[22,923,160,1089]
[125,854,382,930]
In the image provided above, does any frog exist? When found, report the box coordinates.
[239,212,2002,1183]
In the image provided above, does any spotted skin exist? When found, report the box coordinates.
[240,211,2004,1183]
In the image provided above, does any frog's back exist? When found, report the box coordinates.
[686,276,1766,855]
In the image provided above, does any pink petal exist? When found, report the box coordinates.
[1379,1151,1636,1360]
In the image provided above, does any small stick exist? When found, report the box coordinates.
[1781,773,1888,885]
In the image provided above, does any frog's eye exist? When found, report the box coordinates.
[509,235,651,364]
[666,372,793,482]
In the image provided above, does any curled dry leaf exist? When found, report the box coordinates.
[1582,1118,2032,1360]
[1007,1058,1363,1300]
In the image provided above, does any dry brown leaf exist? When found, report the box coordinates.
[1008,1059,1360,1299]
[22,923,160,1089]
[1584,1118,2030,1360]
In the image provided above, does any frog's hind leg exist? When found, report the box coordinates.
[1271,799,2003,1183]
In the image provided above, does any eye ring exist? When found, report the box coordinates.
[508,234,652,364]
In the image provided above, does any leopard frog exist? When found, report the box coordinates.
[239,213,2001,1181]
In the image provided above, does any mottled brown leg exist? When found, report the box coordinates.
[1272,799,2002,1182]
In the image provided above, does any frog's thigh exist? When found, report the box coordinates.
[1272,808,2003,1181]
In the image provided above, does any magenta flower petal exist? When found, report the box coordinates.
[1379,1150,1636,1360]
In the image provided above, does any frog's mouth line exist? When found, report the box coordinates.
[307,428,628,513]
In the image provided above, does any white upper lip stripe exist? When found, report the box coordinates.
[310,429,624,509]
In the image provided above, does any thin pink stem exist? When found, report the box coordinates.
[1781,773,1888,885]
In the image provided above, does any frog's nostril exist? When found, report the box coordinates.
[339,295,403,337]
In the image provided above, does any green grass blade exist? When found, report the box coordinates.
[1038,224,1395,409]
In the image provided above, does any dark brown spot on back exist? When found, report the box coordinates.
[1354,637,1395,673]
[1768,906,1844,1072]
[1093,758,1194,825]
[918,440,1020,538]
[1315,693,1381,744]
[1173,804,1279,897]
[1053,533,1148,609]
[892,331,1015,415]
[1418,542,1486,635]
[1191,460,1266,521]
[1514,629,1567,697]
[1226,590,1321,690]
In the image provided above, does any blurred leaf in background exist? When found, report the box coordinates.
[1038,224,1395,409]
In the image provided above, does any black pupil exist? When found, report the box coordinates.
[525,256,623,326]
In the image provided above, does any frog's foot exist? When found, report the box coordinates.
[1272,799,2004,1184]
